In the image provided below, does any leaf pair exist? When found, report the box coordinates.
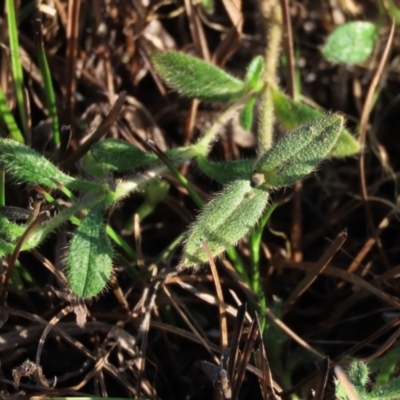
[151,50,360,158]
[182,114,344,267]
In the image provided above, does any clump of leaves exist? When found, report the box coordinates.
[336,360,400,399]
[0,49,358,299]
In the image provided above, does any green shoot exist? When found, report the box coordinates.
[5,0,30,142]
[33,12,61,147]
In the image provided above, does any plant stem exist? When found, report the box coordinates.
[257,0,283,155]
[196,92,254,154]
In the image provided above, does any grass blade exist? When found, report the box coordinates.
[0,84,24,142]
[5,0,30,143]
[33,12,60,147]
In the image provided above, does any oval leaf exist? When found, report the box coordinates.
[0,138,75,189]
[196,156,254,184]
[239,97,256,131]
[91,139,192,172]
[66,203,113,298]
[181,180,269,267]
[272,88,360,157]
[245,56,264,92]
[322,21,378,65]
[91,139,158,172]
[151,51,246,103]
[253,115,343,188]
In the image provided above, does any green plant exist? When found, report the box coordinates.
[0,54,352,299]
[336,360,400,399]
[0,5,362,301]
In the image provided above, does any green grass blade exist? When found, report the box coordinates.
[6,0,30,143]
[106,225,137,261]
[0,85,24,142]
[33,12,60,146]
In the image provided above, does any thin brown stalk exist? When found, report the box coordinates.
[1,212,49,304]
[283,230,347,311]
[358,21,395,233]
[63,0,81,125]
[61,91,126,169]
[258,0,282,154]
[202,240,229,352]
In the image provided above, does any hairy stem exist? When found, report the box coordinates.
[258,0,283,155]
[196,92,254,154]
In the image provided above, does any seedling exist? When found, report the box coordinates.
[0,15,363,300]
[335,359,400,399]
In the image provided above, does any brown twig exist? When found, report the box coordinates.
[63,0,81,125]
[202,240,229,352]
[61,91,126,170]
[358,21,395,235]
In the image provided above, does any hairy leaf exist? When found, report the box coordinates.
[245,56,264,92]
[91,139,158,171]
[196,156,253,184]
[0,138,100,192]
[273,88,360,157]
[151,51,246,103]
[253,115,343,188]
[91,139,192,172]
[66,202,113,298]
[322,21,378,65]
[239,97,256,131]
[0,138,74,188]
[181,180,269,267]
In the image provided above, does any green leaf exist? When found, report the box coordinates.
[253,115,343,188]
[91,139,194,172]
[346,361,369,392]
[272,88,360,157]
[0,85,24,142]
[370,377,400,400]
[0,138,74,188]
[200,0,214,13]
[91,139,158,172]
[66,202,113,298]
[0,138,100,192]
[0,215,26,242]
[135,180,170,221]
[245,56,264,92]
[239,97,256,131]
[181,180,269,267]
[196,156,253,184]
[151,51,246,103]
[322,21,378,65]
